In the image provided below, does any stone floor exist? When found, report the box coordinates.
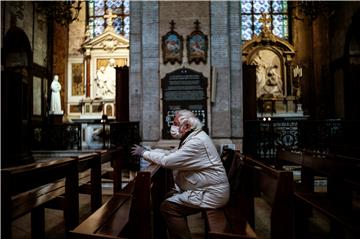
[11,186,206,239]
[11,173,341,239]
[11,193,336,239]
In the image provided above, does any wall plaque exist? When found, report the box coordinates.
[162,67,208,139]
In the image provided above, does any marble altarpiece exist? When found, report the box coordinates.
[66,21,129,148]
[242,14,304,119]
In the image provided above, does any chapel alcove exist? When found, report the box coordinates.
[242,18,302,118]
[2,25,33,167]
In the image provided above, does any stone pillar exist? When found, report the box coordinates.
[210,1,242,138]
[210,1,243,147]
[142,2,160,141]
[129,1,142,124]
[228,1,243,139]
[210,1,231,138]
[129,1,160,141]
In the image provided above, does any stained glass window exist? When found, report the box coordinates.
[88,0,130,39]
[241,0,288,41]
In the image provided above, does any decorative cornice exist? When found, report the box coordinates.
[82,30,129,53]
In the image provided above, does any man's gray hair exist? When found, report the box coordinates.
[176,110,203,131]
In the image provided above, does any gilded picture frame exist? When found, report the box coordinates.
[187,30,208,64]
[162,30,183,65]
[71,63,84,96]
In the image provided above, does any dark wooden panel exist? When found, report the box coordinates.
[243,64,257,120]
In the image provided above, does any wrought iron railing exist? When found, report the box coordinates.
[31,123,82,150]
[110,121,141,170]
[31,121,141,153]
[243,119,359,161]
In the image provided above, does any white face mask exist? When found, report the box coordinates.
[170,125,182,139]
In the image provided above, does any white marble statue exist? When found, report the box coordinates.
[95,66,106,97]
[50,75,63,114]
[104,58,116,95]
[95,58,116,98]
[251,49,283,98]
[262,65,283,97]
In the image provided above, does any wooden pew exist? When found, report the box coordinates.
[42,153,102,214]
[205,152,294,239]
[1,157,78,239]
[205,206,257,239]
[32,147,125,208]
[25,147,125,236]
[205,149,257,239]
[244,155,294,239]
[68,163,173,239]
[97,147,125,193]
[277,148,360,238]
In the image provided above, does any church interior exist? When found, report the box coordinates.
[1,1,360,239]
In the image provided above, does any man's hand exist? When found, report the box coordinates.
[131,144,146,157]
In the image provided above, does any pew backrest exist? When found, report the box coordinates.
[69,163,172,239]
[244,155,294,239]
[1,157,79,238]
[277,148,360,192]
[278,149,360,237]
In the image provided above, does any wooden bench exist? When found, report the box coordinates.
[32,147,125,210]
[205,200,257,239]
[68,163,173,239]
[244,155,294,239]
[205,149,257,239]
[32,148,123,189]
[1,157,78,239]
[97,147,125,193]
[277,148,360,238]
[41,153,102,215]
[205,152,294,239]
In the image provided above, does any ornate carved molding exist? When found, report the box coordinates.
[82,30,129,53]
[242,13,295,64]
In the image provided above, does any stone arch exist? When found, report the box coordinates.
[2,25,33,166]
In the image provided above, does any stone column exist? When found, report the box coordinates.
[141,2,160,140]
[129,1,160,141]
[129,1,142,123]
[210,1,231,138]
[210,1,243,144]
[229,1,243,139]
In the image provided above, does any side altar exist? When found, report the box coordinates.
[65,14,129,149]
[242,13,307,120]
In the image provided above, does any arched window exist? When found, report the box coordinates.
[87,0,130,39]
[241,0,288,41]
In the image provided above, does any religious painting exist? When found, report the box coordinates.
[250,49,283,99]
[69,104,81,113]
[187,20,208,64]
[71,63,84,96]
[187,33,208,64]
[162,29,183,65]
[95,58,126,99]
[106,104,113,116]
